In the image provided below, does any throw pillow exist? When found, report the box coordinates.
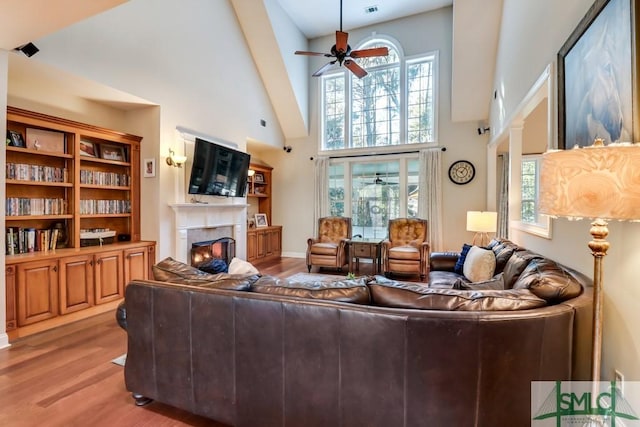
[228,257,259,275]
[463,246,496,282]
[196,258,229,274]
[454,272,504,290]
[454,243,472,275]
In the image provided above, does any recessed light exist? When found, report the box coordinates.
[364,5,378,14]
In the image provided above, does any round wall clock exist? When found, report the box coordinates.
[448,160,475,185]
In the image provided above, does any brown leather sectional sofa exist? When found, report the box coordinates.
[120,239,593,427]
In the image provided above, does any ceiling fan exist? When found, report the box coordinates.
[294,0,389,79]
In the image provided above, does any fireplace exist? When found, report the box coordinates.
[191,237,236,267]
[169,202,247,264]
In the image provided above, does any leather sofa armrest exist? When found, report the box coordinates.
[430,252,459,272]
[116,300,127,330]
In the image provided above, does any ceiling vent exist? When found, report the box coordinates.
[364,5,378,14]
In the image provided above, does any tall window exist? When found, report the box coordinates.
[321,37,437,151]
[521,155,542,225]
[328,156,418,238]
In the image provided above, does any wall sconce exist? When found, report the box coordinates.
[166,148,187,168]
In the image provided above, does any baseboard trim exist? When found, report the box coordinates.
[282,251,305,259]
[0,332,10,350]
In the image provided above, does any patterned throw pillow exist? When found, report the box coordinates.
[454,244,472,275]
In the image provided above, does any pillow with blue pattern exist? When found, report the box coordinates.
[454,243,472,275]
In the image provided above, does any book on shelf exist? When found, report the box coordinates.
[5,226,62,254]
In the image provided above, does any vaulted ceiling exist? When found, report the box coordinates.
[1,0,503,139]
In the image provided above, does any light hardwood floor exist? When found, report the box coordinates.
[0,257,397,426]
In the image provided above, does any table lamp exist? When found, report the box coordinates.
[539,139,640,400]
[466,211,497,246]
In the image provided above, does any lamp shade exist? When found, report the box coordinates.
[539,141,640,221]
[466,211,497,233]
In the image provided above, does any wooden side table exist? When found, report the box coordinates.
[348,238,383,274]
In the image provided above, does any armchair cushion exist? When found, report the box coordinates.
[388,245,420,260]
[309,242,339,255]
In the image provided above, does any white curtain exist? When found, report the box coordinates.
[497,154,509,238]
[313,156,330,235]
[418,148,443,251]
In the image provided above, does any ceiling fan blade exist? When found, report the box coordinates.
[336,31,348,53]
[344,60,368,79]
[295,50,332,57]
[312,60,337,77]
[349,47,389,59]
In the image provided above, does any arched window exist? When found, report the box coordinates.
[321,37,437,152]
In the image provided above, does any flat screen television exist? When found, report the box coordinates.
[188,138,251,197]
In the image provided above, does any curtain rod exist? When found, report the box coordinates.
[309,146,446,160]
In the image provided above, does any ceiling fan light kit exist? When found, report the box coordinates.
[294,0,389,78]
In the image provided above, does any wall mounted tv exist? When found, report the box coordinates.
[187,138,251,197]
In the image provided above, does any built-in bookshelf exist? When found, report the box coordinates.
[4,107,155,339]
[5,106,142,252]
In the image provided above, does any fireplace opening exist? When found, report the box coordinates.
[191,237,236,273]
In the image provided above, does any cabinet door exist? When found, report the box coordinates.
[256,230,266,259]
[94,250,124,304]
[58,254,94,314]
[17,259,59,326]
[247,230,258,262]
[5,266,17,330]
[269,227,282,256]
[124,246,149,285]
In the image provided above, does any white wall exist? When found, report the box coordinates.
[267,7,489,257]
[28,0,285,260]
[0,50,8,349]
[492,0,640,381]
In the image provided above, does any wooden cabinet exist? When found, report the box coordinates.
[94,250,124,304]
[247,163,272,220]
[123,245,150,285]
[5,266,17,331]
[6,236,154,341]
[17,259,59,326]
[5,107,154,341]
[247,162,282,262]
[58,254,94,315]
[247,226,282,263]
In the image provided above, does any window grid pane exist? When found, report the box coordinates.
[407,160,419,218]
[521,159,538,223]
[351,161,400,239]
[323,75,346,150]
[328,163,345,216]
[351,67,400,148]
[407,60,434,143]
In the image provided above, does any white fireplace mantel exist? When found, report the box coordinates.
[169,202,247,263]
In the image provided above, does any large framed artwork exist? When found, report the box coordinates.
[557,0,638,149]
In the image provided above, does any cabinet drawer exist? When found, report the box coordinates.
[352,243,373,258]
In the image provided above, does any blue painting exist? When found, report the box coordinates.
[562,0,633,148]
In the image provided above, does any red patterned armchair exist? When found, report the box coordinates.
[381,218,429,280]
[306,217,352,273]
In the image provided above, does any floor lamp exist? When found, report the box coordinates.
[466,211,497,246]
[539,139,640,421]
